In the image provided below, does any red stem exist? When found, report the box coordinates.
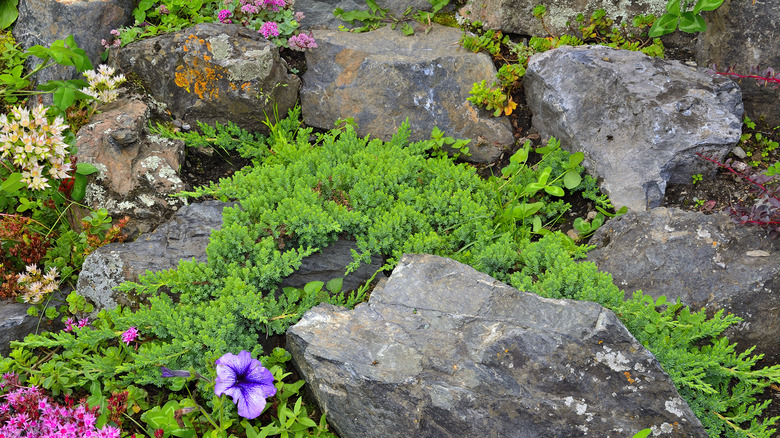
[696,152,780,205]
[713,70,780,86]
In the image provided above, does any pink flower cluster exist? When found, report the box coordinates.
[259,21,280,39]
[121,327,138,345]
[63,317,90,333]
[218,9,233,24]
[288,33,318,51]
[0,374,121,438]
[101,29,121,50]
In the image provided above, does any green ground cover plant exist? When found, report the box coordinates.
[0,1,777,436]
[6,108,779,436]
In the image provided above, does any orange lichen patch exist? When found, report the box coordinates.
[334,49,365,86]
[174,57,226,101]
[203,55,212,61]
[623,371,636,384]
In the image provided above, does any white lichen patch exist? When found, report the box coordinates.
[664,398,686,417]
[89,162,108,182]
[650,422,674,435]
[138,193,156,207]
[595,346,631,371]
[117,201,136,210]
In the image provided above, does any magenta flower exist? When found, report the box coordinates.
[63,318,74,333]
[214,351,276,419]
[77,317,89,329]
[121,326,138,345]
[218,9,233,24]
[263,0,286,11]
[258,21,280,39]
[288,33,318,51]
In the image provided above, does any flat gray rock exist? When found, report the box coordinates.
[77,201,232,310]
[288,253,707,438]
[587,207,780,363]
[301,24,514,163]
[524,45,743,211]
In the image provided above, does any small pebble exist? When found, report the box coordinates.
[182,123,191,131]
[732,146,747,159]
[172,119,182,128]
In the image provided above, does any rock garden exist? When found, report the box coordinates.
[0,0,779,437]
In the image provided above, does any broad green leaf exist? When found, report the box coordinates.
[632,428,652,438]
[511,202,543,219]
[563,170,582,189]
[568,152,584,168]
[0,0,18,30]
[694,0,724,13]
[304,281,324,294]
[648,13,679,37]
[71,173,87,201]
[326,277,343,293]
[76,162,99,175]
[678,12,706,33]
[665,0,681,14]
[1,172,23,193]
[544,185,565,197]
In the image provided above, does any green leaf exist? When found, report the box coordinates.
[1,172,24,194]
[678,12,706,33]
[303,281,324,294]
[544,185,564,197]
[0,0,19,30]
[648,13,679,37]
[632,429,652,438]
[562,170,582,189]
[52,85,76,111]
[665,0,681,14]
[694,0,724,13]
[76,162,99,175]
[326,277,343,293]
[71,173,87,201]
[511,202,543,220]
[401,23,415,36]
[567,152,584,168]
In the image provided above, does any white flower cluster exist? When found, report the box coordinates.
[17,264,59,304]
[82,65,127,104]
[0,105,71,191]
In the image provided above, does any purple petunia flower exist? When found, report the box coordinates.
[214,351,276,419]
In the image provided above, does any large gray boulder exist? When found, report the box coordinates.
[696,0,780,126]
[12,0,133,89]
[587,207,780,363]
[287,253,707,438]
[459,0,667,37]
[113,23,300,133]
[297,0,435,30]
[524,45,743,211]
[76,96,186,238]
[301,24,514,163]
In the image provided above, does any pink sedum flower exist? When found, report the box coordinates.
[288,32,318,51]
[258,21,280,39]
[121,326,138,345]
[218,9,233,23]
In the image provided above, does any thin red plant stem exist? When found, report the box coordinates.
[712,70,780,86]
[696,152,780,205]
